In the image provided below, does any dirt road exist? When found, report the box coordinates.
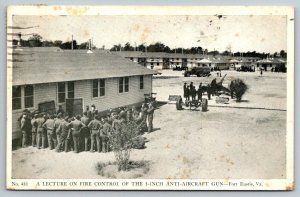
[12,70,287,179]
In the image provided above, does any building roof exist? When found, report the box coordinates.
[112,51,144,58]
[256,58,287,64]
[11,48,157,86]
[197,58,212,63]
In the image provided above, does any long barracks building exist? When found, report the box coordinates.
[11,47,157,140]
[113,51,286,71]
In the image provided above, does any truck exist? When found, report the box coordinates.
[184,67,211,77]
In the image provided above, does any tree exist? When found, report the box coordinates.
[279,50,287,58]
[42,40,54,47]
[148,42,167,52]
[137,44,146,52]
[53,40,63,47]
[110,44,122,52]
[60,40,78,49]
[229,79,248,102]
[110,120,140,171]
[28,34,43,47]
[78,42,89,49]
[124,42,134,51]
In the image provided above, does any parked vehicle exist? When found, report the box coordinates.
[184,67,211,77]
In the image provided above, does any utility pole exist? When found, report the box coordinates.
[71,35,74,50]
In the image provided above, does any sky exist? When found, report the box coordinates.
[12,15,287,53]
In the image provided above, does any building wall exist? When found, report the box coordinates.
[146,62,163,70]
[75,75,152,111]
[12,75,152,140]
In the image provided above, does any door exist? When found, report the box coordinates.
[66,98,83,117]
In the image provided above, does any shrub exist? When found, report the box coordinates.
[229,78,248,102]
[110,120,140,171]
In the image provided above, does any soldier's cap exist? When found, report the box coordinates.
[91,104,96,108]
[34,114,39,118]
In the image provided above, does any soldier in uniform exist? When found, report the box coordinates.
[56,105,65,115]
[31,114,38,147]
[65,117,74,152]
[81,112,91,151]
[43,115,56,150]
[20,113,31,148]
[88,115,102,153]
[147,102,155,133]
[99,118,112,153]
[189,82,194,100]
[55,116,71,152]
[54,113,63,149]
[90,104,97,119]
[36,113,45,149]
[69,115,85,153]
[183,82,189,101]
[137,103,148,134]
[41,113,48,148]
[207,84,212,100]
[190,82,196,101]
[197,83,203,101]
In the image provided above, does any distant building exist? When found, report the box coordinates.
[11,48,157,140]
[256,58,287,72]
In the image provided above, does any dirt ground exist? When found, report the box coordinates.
[11,70,287,179]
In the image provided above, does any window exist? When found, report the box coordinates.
[12,85,34,110]
[24,85,34,108]
[125,77,129,92]
[157,63,159,66]
[92,79,106,97]
[119,77,129,93]
[99,79,105,96]
[119,78,124,93]
[140,76,144,89]
[92,79,98,97]
[58,82,66,103]
[12,86,21,110]
[67,82,74,99]
[58,82,75,102]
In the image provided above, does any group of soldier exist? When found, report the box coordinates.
[18,102,155,153]
[183,82,208,101]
